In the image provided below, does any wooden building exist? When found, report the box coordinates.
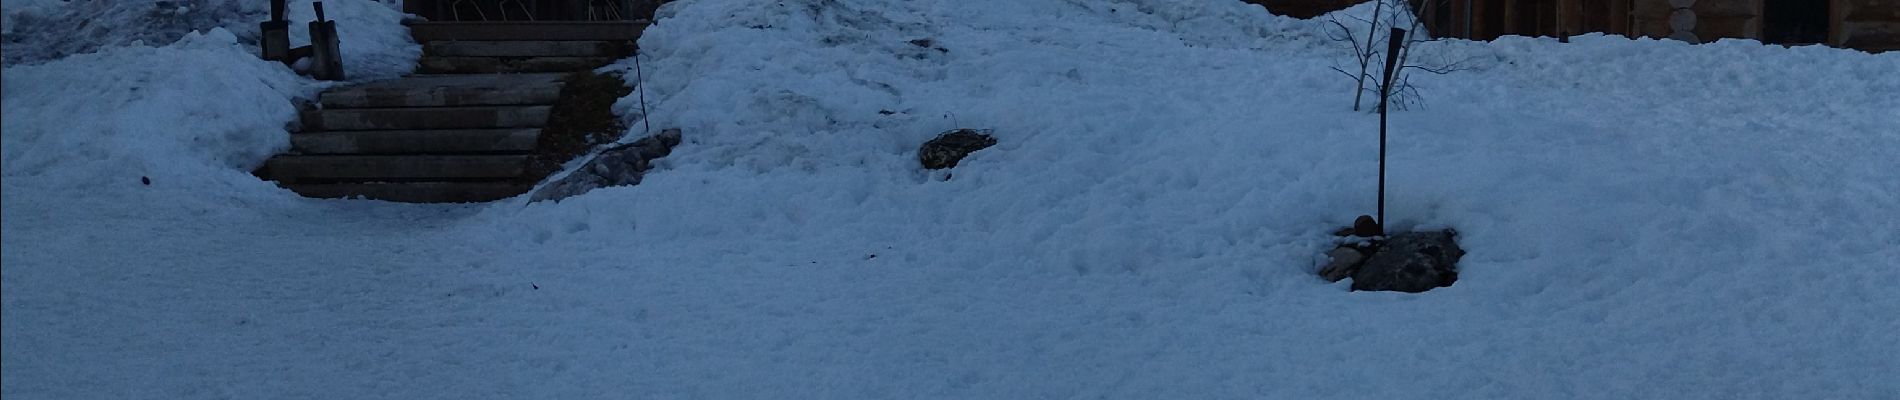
[1255,0,1900,52]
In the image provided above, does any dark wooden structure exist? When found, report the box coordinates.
[261,20,645,202]
[1423,0,1898,52]
[1245,0,1369,19]
[402,0,672,22]
[1253,0,1898,52]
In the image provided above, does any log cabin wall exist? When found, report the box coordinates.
[1416,0,1892,52]
[1424,0,1632,40]
[398,0,1894,52]
[1628,0,1763,43]
[1832,0,1900,52]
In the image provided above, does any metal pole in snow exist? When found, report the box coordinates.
[1377,28,1405,231]
[633,52,652,136]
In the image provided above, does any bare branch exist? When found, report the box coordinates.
[1323,0,1481,112]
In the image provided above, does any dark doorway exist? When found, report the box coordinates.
[1581,1,1612,36]
[1763,0,1829,44]
[1480,0,1508,39]
[1511,0,1537,35]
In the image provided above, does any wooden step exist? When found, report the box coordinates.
[319,73,566,108]
[266,155,532,180]
[423,40,634,57]
[283,181,531,203]
[418,56,616,74]
[408,21,647,42]
[292,128,541,154]
[301,105,552,131]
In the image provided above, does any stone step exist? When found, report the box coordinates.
[301,105,552,131]
[266,155,532,181]
[319,73,566,108]
[408,21,647,42]
[291,128,541,154]
[283,181,531,203]
[418,56,616,74]
[423,40,633,58]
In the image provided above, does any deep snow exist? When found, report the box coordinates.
[5,0,1900,399]
[2,0,418,79]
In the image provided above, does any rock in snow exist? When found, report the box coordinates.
[919,128,996,169]
[1318,246,1366,282]
[530,128,682,202]
[1352,215,1382,237]
[1350,230,1464,293]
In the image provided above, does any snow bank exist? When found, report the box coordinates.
[501,0,1898,397]
[4,0,1898,398]
[0,0,418,202]
[2,0,417,79]
[1,28,307,196]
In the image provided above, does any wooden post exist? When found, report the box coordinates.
[260,0,291,62]
[309,2,346,80]
[1464,0,1473,38]
[1377,28,1405,232]
[1503,0,1516,34]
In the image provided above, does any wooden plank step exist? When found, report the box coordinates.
[284,181,531,203]
[408,21,647,42]
[301,105,552,131]
[417,56,616,74]
[291,128,541,154]
[319,73,566,108]
[423,40,633,57]
[266,155,531,180]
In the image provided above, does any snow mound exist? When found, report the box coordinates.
[2,0,417,80]
[1,28,307,194]
[492,0,1896,396]
[4,0,1899,398]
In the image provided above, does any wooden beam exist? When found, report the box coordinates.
[1504,0,1519,35]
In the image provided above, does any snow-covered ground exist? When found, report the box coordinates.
[2,0,417,79]
[5,0,1899,398]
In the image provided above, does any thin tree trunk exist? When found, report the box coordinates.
[1352,0,1388,111]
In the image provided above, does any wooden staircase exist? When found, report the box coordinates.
[262,21,646,203]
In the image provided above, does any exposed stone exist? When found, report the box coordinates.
[1350,230,1463,293]
[530,128,681,202]
[1353,215,1383,237]
[907,38,948,54]
[919,128,996,170]
[1318,246,1367,282]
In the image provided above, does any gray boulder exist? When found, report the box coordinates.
[919,129,996,169]
[530,128,681,202]
[1350,230,1463,293]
